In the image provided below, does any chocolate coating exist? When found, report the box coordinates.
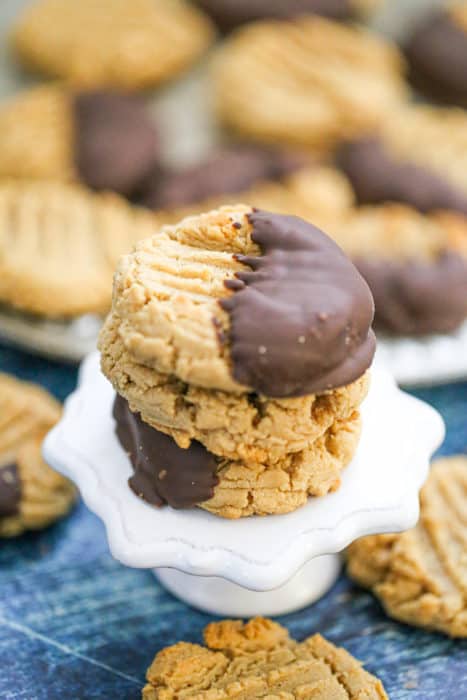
[196,0,356,32]
[74,91,159,196]
[355,253,467,336]
[405,10,467,107]
[113,396,218,509]
[337,138,467,215]
[0,463,21,518]
[137,146,309,210]
[221,210,375,397]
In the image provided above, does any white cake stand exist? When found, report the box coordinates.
[43,352,444,617]
[376,320,467,387]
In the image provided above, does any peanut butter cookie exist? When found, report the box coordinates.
[337,104,467,216]
[347,456,467,637]
[143,617,388,699]
[99,206,374,517]
[212,16,406,153]
[331,204,467,336]
[0,181,156,318]
[12,0,215,90]
[0,373,76,537]
[0,85,159,196]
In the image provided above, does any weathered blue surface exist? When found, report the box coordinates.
[0,343,466,699]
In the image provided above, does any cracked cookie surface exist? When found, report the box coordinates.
[347,456,467,637]
[212,16,406,152]
[0,373,76,537]
[142,617,388,698]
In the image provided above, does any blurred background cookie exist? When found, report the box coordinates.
[136,145,354,229]
[0,181,156,318]
[347,456,467,637]
[337,104,467,215]
[143,617,388,698]
[212,16,407,153]
[0,372,76,537]
[405,3,467,107]
[0,85,160,196]
[194,0,378,33]
[11,0,215,90]
[331,204,467,336]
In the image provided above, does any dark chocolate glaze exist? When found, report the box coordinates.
[196,0,356,32]
[0,463,21,518]
[73,91,159,196]
[405,10,467,107]
[355,252,467,336]
[337,138,467,216]
[113,396,218,509]
[220,210,376,397]
[136,146,309,210]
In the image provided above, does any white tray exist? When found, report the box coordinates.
[43,353,444,615]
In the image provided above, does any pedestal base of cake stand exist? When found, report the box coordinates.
[43,353,445,620]
[154,554,341,617]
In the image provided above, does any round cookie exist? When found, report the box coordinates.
[212,16,407,153]
[330,204,467,336]
[107,205,375,397]
[336,105,467,216]
[11,0,215,90]
[100,205,374,517]
[405,4,467,107]
[0,85,160,196]
[0,373,76,537]
[0,181,157,318]
[347,456,467,638]
[136,146,310,210]
[143,617,388,698]
[195,0,377,32]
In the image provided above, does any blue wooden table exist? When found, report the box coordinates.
[0,343,466,699]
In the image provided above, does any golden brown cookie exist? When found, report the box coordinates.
[100,205,374,517]
[347,456,467,637]
[337,104,467,216]
[0,373,76,537]
[142,617,388,699]
[106,205,375,396]
[0,85,160,196]
[0,181,157,318]
[102,314,367,518]
[212,16,407,153]
[150,163,355,232]
[11,0,215,90]
[330,204,467,335]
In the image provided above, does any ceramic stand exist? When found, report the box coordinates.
[44,352,444,617]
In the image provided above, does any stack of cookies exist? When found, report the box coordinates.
[99,205,375,518]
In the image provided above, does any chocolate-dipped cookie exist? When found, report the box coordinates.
[99,205,374,517]
[0,373,76,537]
[0,85,159,196]
[136,146,309,210]
[405,4,467,107]
[336,105,467,216]
[331,204,467,336]
[212,16,407,153]
[195,0,377,32]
